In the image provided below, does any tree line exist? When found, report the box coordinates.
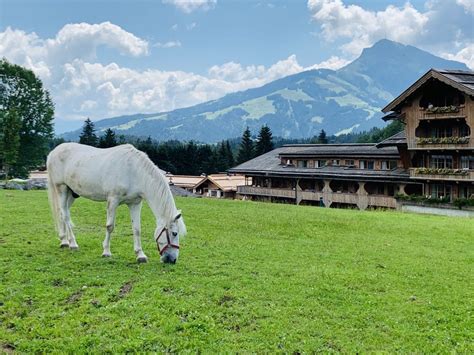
[76,118,277,175]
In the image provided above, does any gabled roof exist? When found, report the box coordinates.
[194,174,246,192]
[165,174,206,188]
[375,131,407,148]
[382,69,474,113]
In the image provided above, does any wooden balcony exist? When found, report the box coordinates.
[237,186,296,199]
[416,106,466,120]
[237,186,398,208]
[409,168,474,181]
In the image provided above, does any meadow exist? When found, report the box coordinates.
[0,190,473,352]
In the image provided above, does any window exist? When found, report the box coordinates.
[360,160,374,170]
[431,126,453,138]
[297,160,308,168]
[430,184,452,200]
[332,160,340,166]
[316,160,326,168]
[345,160,355,167]
[381,160,397,170]
[430,155,453,169]
[461,156,474,169]
[460,186,474,199]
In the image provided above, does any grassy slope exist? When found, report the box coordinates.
[0,191,473,352]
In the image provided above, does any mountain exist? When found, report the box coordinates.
[62,40,469,142]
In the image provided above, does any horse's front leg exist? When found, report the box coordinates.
[102,198,119,257]
[128,201,147,263]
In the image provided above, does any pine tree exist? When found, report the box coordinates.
[98,128,117,148]
[237,127,254,164]
[255,125,274,156]
[216,141,229,172]
[79,118,98,147]
[225,140,235,168]
[317,129,328,144]
[0,109,22,179]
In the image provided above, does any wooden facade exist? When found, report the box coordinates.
[230,69,474,209]
[382,69,474,201]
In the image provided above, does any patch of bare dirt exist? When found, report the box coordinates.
[119,281,133,298]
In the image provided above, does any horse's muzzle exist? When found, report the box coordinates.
[161,254,176,264]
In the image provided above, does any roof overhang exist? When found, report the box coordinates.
[382,69,474,113]
[228,169,412,183]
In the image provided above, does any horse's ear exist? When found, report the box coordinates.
[174,211,182,221]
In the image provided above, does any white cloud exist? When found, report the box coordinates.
[162,0,216,13]
[0,22,148,81]
[0,23,315,122]
[208,55,304,86]
[443,44,474,69]
[154,40,182,48]
[171,24,179,31]
[307,55,350,70]
[456,0,474,13]
[307,0,428,56]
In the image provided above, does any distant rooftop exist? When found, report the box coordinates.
[376,131,407,148]
[278,143,400,158]
[229,146,409,182]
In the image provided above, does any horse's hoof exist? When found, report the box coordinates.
[102,253,112,258]
[69,245,79,251]
[137,257,148,264]
[60,243,69,249]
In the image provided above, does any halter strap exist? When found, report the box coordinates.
[155,227,180,255]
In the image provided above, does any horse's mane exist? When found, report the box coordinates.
[121,144,177,222]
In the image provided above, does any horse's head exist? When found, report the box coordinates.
[154,211,186,264]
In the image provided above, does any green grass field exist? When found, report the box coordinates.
[0,190,473,352]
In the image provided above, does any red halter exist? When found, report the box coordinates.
[155,227,180,255]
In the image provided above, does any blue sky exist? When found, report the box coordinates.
[0,0,472,132]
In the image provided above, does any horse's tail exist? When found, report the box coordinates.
[47,156,61,232]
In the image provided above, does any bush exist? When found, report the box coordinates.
[453,198,474,210]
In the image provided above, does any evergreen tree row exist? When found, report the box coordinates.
[75,118,404,175]
[77,118,235,175]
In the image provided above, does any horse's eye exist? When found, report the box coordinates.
[172,232,178,237]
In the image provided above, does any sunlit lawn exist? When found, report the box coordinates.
[0,190,473,352]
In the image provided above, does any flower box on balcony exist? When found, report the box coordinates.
[424,105,460,114]
[414,168,469,176]
[417,136,470,145]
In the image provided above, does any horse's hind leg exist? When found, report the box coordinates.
[102,198,118,257]
[55,184,69,248]
[59,185,78,250]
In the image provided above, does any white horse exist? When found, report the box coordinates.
[47,143,186,264]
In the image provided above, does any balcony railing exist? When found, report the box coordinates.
[237,186,398,208]
[237,186,296,199]
[416,105,466,120]
[410,168,474,181]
